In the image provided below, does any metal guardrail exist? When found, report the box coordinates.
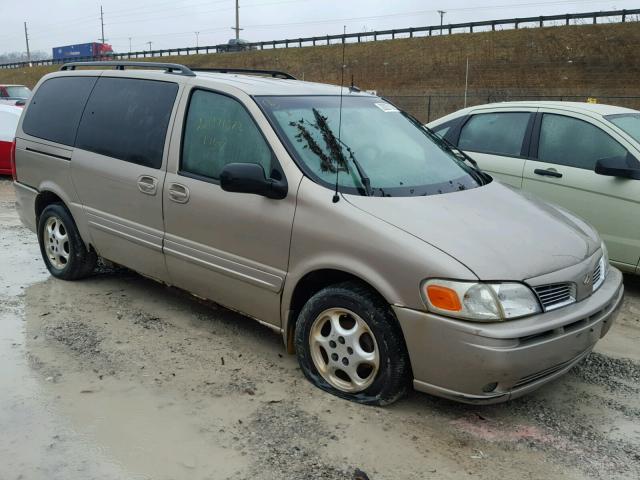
[1,8,639,69]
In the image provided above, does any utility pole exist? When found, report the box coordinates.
[438,10,446,34]
[128,37,132,53]
[23,22,31,63]
[231,0,243,41]
[100,5,105,44]
[195,31,200,47]
[147,41,153,52]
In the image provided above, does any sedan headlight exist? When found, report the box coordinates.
[422,279,541,322]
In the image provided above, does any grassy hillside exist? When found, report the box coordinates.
[2,22,639,121]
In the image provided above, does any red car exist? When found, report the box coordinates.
[0,105,21,176]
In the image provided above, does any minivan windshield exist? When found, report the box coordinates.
[257,95,483,197]
[606,113,640,143]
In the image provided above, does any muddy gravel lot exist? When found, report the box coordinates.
[1,177,639,480]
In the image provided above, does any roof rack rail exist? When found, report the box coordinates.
[60,61,196,76]
[189,67,296,80]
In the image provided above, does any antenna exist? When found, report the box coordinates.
[333,25,347,204]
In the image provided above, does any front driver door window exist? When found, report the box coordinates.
[523,113,640,271]
[457,112,533,187]
[537,114,629,169]
[181,89,276,181]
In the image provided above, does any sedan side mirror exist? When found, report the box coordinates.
[220,163,287,199]
[595,156,640,180]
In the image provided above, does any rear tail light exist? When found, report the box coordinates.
[10,138,17,181]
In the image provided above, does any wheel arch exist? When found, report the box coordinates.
[34,185,93,252]
[35,190,65,223]
[282,268,397,354]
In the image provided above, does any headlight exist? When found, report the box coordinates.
[601,241,610,277]
[422,279,541,322]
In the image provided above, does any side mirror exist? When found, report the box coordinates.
[220,163,287,199]
[595,155,640,180]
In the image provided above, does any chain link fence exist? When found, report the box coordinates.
[384,94,640,123]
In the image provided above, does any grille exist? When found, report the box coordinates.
[533,283,576,312]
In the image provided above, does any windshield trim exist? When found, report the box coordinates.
[254,94,486,197]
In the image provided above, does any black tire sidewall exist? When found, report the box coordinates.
[37,203,93,280]
[295,284,409,405]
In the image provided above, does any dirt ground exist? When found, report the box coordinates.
[0,177,639,480]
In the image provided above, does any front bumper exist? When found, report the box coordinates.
[394,267,624,404]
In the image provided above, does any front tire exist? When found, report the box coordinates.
[38,203,97,280]
[294,281,411,405]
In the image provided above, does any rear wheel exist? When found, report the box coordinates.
[294,281,411,405]
[38,203,97,280]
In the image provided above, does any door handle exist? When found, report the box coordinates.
[168,183,190,204]
[534,168,563,178]
[137,175,158,195]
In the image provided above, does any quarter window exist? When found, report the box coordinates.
[538,114,628,170]
[75,77,178,169]
[181,89,274,180]
[458,112,531,157]
[432,125,452,139]
[22,77,96,146]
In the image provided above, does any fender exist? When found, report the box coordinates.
[36,180,94,251]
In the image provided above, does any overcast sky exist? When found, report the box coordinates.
[0,0,636,55]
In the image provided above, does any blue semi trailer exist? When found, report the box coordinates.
[52,43,113,61]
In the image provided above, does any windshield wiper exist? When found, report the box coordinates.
[336,138,372,196]
[289,109,372,197]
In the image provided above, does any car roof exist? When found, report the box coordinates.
[192,71,374,97]
[47,67,377,97]
[469,101,638,117]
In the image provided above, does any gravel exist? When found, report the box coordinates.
[570,352,640,393]
[233,402,356,480]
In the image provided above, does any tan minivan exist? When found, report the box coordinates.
[12,62,624,405]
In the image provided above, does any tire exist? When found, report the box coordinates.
[38,203,97,280]
[294,281,411,406]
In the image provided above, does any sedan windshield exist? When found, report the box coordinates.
[5,86,31,99]
[606,113,640,143]
[257,95,483,197]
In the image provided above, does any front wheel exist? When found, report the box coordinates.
[294,282,411,405]
[38,203,97,280]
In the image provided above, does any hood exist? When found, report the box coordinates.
[344,181,600,280]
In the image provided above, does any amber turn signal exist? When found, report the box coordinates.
[426,285,462,312]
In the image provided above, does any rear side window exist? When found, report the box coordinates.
[22,76,96,146]
[459,112,531,157]
[538,114,628,170]
[181,89,274,180]
[76,77,178,169]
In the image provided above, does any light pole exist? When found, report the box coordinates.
[438,10,446,34]
[195,31,200,48]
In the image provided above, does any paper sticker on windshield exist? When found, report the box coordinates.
[374,102,399,113]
